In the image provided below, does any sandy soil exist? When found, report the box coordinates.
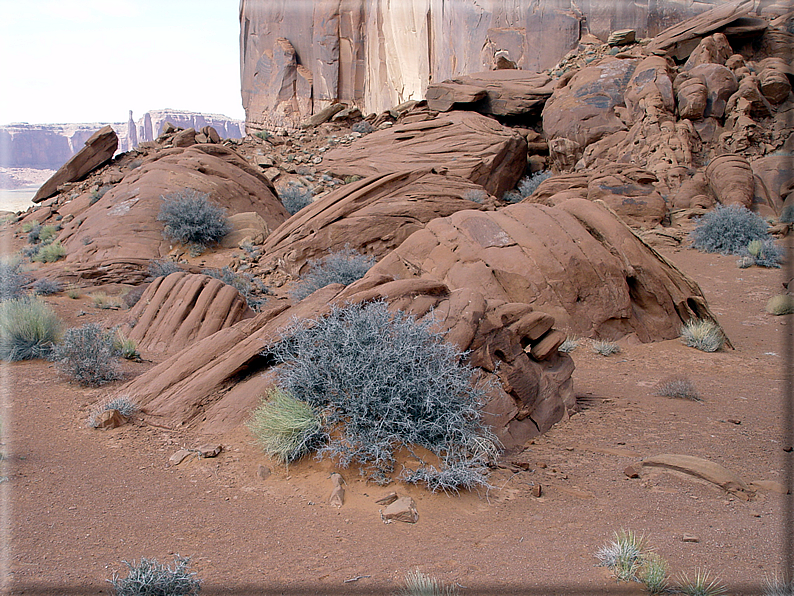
[1,243,791,595]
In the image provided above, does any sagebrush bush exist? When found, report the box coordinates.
[20,220,38,234]
[0,298,62,361]
[290,247,375,301]
[202,266,268,311]
[558,336,579,353]
[279,184,313,215]
[31,241,65,263]
[0,259,30,301]
[248,387,323,463]
[691,204,770,255]
[269,301,498,490]
[109,556,201,596]
[52,323,121,386]
[398,570,458,596]
[655,376,702,401]
[148,259,183,279]
[767,294,794,315]
[517,170,552,198]
[680,319,724,352]
[157,189,230,247]
[31,278,63,296]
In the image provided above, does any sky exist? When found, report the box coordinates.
[0,0,246,125]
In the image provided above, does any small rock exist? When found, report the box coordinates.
[624,465,641,479]
[682,534,700,543]
[169,449,192,465]
[375,492,398,506]
[382,496,418,523]
[93,409,126,430]
[608,29,636,46]
[329,473,345,508]
[530,484,542,498]
[727,419,742,425]
[257,464,271,480]
[197,444,222,458]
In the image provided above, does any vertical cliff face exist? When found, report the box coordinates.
[240,0,725,132]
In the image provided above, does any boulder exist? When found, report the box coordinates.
[607,30,636,46]
[751,154,794,214]
[624,56,675,123]
[726,75,774,117]
[221,212,270,248]
[758,65,791,104]
[382,497,418,523]
[321,111,527,198]
[674,74,709,120]
[114,275,577,450]
[369,199,720,343]
[542,58,639,149]
[122,272,254,356]
[42,144,289,286]
[639,454,754,500]
[686,64,738,119]
[33,126,118,203]
[425,83,487,112]
[172,128,197,148]
[682,33,732,70]
[705,153,755,208]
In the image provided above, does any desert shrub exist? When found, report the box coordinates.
[26,223,42,244]
[52,323,121,386]
[253,130,270,141]
[502,190,522,204]
[38,225,58,243]
[680,319,724,352]
[89,187,110,206]
[20,220,38,233]
[351,121,375,135]
[767,294,794,315]
[398,570,458,596]
[279,184,313,215]
[462,189,488,204]
[31,278,63,296]
[247,387,323,463]
[202,266,269,311]
[517,170,552,198]
[290,247,375,301]
[739,238,784,268]
[655,376,702,401]
[640,553,670,594]
[88,396,139,427]
[157,189,230,247]
[591,339,621,356]
[596,529,647,583]
[0,298,62,361]
[676,569,726,596]
[691,204,770,255]
[31,241,66,263]
[91,292,123,310]
[269,300,499,490]
[0,259,30,301]
[109,556,201,596]
[558,336,579,353]
[66,285,81,299]
[148,259,183,279]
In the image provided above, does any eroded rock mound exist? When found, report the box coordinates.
[41,144,289,285]
[122,272,253,356]
[118,276,576,450]
[368,199,719,342]
[257,168,491,279]
[320,111,527,198]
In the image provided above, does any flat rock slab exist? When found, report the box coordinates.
[382,497,418,523]
[427,71,553,117]
[33,126,118,202]
[639,453,755,500]
[321,111,527,198]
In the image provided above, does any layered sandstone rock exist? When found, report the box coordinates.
[321,111,527,197]
[426,71,554,116]
[367,199,719,342]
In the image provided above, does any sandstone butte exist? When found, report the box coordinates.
[10,0,794,480]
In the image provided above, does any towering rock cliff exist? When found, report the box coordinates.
[239,0,732,132]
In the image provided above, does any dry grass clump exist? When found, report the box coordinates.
[676,569,726,596]
[655,376,702,401]
[591,339,620,356]
[680,319,724,352]
[766,294,794,315]
[397,570,458,596]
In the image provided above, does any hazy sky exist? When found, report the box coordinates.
[0,0,246,125]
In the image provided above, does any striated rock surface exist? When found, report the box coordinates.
[321,111,527,197]
[123,272,254,356]
[705,153,755,208]
[367,199,719,342]
[257,168,491,278]
[117,278,576,450]
[33,126,118,203]
[426,71,554,116]
[41,144,288,285]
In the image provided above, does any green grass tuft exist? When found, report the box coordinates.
[640,553,670,594]
[0,298,62,361]
[248,387,323,464]
[677,569,726,596]
[31,241,66,263]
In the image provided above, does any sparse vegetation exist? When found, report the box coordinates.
[112,332,140,361]
[502,190,522,204]
[680,319,724,352]
[31,241,66,263]
[52,323,122,386]
[398,570,458,596]
[253,130,270,141]
[676,569,726,596]
[517,170,552,198]
[279,183,313,215]
[157,189,230,248]
[66,285,81,300]
[591,339,621,356]
[691,204,770,255]
[739,238,784,268]
[202,266,269,311]
[148,259,183,279]
[558,336,579,353]
[290,246,375,301]
[91,292,123,310]
[247,387,323,463]
[20,220,38,234]
[0,298,62,361]
[269,300,498,491]
[767,294,794,315]
[596,529,647,582]
[31,278,63,296]
[640,553,670,594]
[88,396,139,428]
[0,259,30,301]
[109,556,201,596]
[655,376,702,401]
[462,189,488,204]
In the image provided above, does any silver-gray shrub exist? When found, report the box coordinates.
[52,323,121,386]
[740,238,784,268]
[269,301,499,490]
[290,247,375,301]
[109,556,201,596]
[279,184,313,215]
[147,259,183,279]
[518,170,552,198]
[691,204,770,255]
[32,278,63,296]
[0,259,30,301]
[157,189,230,247]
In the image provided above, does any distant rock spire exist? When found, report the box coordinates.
[127,110,138,149]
